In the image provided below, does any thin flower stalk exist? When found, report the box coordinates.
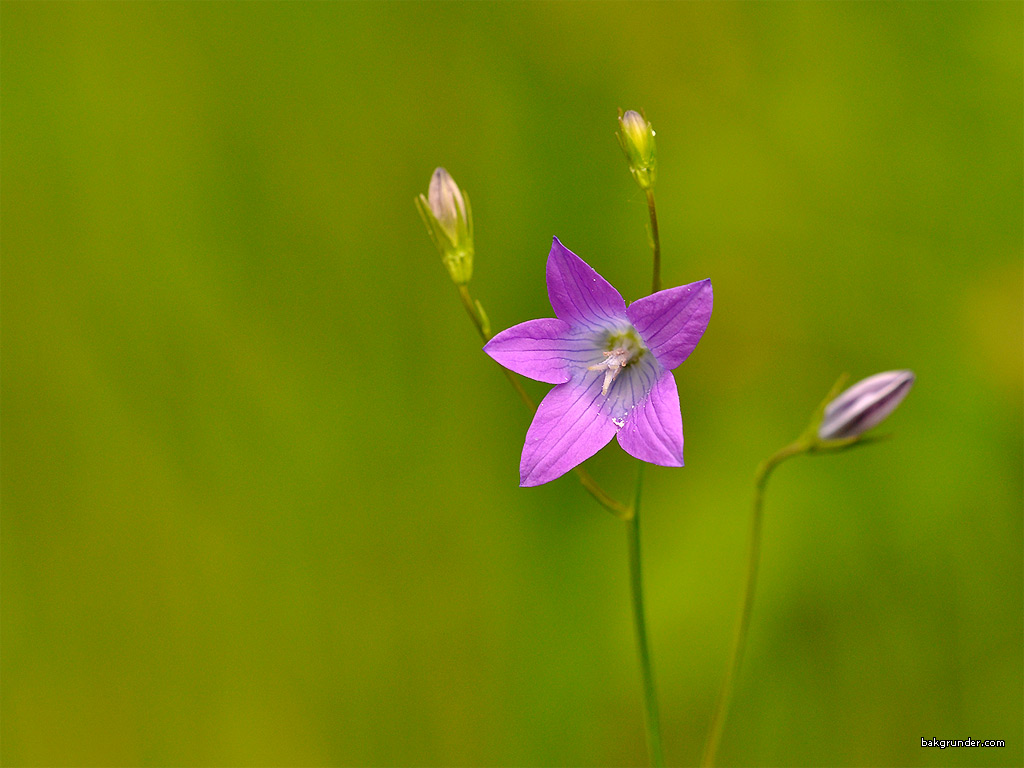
[628,463,665,767]
[647,189,661,294]
[456,283,533,410]
[630,183,665,766]
[701,372,915,767]
[484,234,709,767]
[700,439,806,768]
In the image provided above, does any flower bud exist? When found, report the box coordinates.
[415,167,474,284]
[818,370,915,441]
[617,109,657,190]
[428,167,465,242]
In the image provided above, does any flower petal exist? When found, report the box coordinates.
[616,371,684,466]
[546,237,627,330]
[520,376,616,487]
[627,279,713,370]
[483,318,591,384]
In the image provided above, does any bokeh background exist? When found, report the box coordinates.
[3,2,1021,766]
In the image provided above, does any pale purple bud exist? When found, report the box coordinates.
[819,370,915,441]
[416,167,474,284]
[427,167,466,243]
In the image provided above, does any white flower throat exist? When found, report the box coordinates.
[588,333,646,396]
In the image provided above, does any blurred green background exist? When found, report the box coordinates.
[3,2,1021,766]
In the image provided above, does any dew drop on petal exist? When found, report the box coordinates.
[612,417,625,428]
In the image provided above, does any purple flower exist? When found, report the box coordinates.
[484,238,713,486]
[818,370,915,441]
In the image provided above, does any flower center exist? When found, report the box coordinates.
[588,331,646,396]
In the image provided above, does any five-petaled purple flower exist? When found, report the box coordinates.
[484,238,713,486]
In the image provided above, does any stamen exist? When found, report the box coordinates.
[588,348,633,396]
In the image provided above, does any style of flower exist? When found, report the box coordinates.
[484,238,713,486]
[818,370,915,441]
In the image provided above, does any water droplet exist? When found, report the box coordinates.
[612,417,625,428]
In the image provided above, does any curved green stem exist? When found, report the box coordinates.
[700,440,809,767]
[628,463,665,766]
[457,283,631,519]
[458,284,534,409]
[574,466,633,521]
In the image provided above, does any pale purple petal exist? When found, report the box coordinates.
[520,376,616,487]
[483,318,592,384]
[546,237,627,330]
[819,370,915,440]
[616,371,684,466]
[627,279,712,370]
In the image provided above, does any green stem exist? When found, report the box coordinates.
[457,283,631,519]
[457,283,488,341]
[623,187,665,766]
[458,284,533,410]
[574,466,633,521]
[646,189,661,293]
[628,463,666,767]
[700,440,809,768]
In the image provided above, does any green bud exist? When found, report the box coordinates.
[415,167,474,284]
[616,109,657,190]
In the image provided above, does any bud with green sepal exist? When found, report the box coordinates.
[415,167,474,284]
[617,109,658,190]
[787,370,917,455]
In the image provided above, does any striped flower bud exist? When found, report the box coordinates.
[818,370,915,441]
